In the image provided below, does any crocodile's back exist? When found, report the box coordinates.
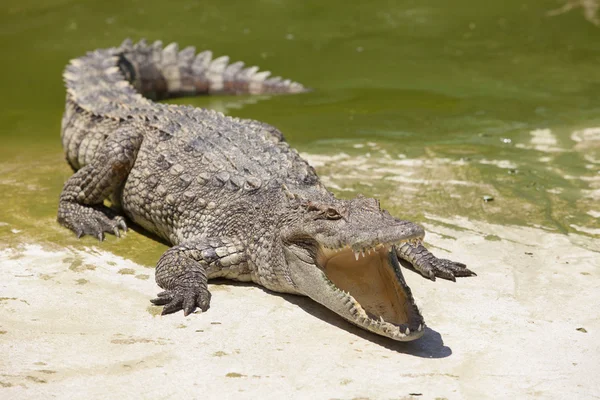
[120,110,323,242]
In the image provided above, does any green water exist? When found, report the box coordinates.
[1,0,599,262]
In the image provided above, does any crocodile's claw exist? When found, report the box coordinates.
[150,287,211,316]
[58,204,127,241]
[413,257,476,282]
[396,242,476,282]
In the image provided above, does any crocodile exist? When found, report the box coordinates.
[58,39,475,341]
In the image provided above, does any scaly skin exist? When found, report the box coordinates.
[58,39,475,341]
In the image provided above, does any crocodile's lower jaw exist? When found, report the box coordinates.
[318,245,425,341]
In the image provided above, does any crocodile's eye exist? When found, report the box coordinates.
[325,208,342,220]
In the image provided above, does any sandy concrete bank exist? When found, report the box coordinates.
[0,216,598,399]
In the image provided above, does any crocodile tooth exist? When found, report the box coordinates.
[418,324,423,332]
[405,327,410,335]
[354,251,360,261]
[360,250,365,258]
[367,248,371,255]
[379,316,385,324]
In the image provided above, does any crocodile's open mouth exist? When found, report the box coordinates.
[316,242,425,341]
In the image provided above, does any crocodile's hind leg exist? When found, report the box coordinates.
[151,238,248,316]
[396,242,476,281]
[57,125,143,240]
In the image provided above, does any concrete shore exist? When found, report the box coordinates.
[1,215,598,399]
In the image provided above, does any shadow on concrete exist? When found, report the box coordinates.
[210,280,452,359]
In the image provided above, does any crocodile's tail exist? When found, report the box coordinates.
[61,39,307,170]
[118,38,307,100]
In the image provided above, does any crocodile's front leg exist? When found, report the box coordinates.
[396,242,476,282]
[151,238,248,316]
[57,126,142,240]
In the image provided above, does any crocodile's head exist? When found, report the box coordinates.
[281,194,426,341]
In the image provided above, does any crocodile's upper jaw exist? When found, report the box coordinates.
[286,241,425,341]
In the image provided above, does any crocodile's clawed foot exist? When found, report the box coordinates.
[396,243,476,282]
[74,214,127,241]
[415,257,476,282]
[150,287,211,316]
[59,205,127,241]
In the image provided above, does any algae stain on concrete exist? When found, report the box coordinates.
[0,297,29,305]
[66,257,96,272]
[146,305,162,317]
[25,376,47,384]
[75,278,88,285]
[118,268,135,275]
[38,370,57,375]
[111,338,155,345]
[226,372,245,378]
[135,274,150,280]
[485,234,502,241]
[38,369,56,375]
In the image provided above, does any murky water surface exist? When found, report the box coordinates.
[1,0,599,261]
